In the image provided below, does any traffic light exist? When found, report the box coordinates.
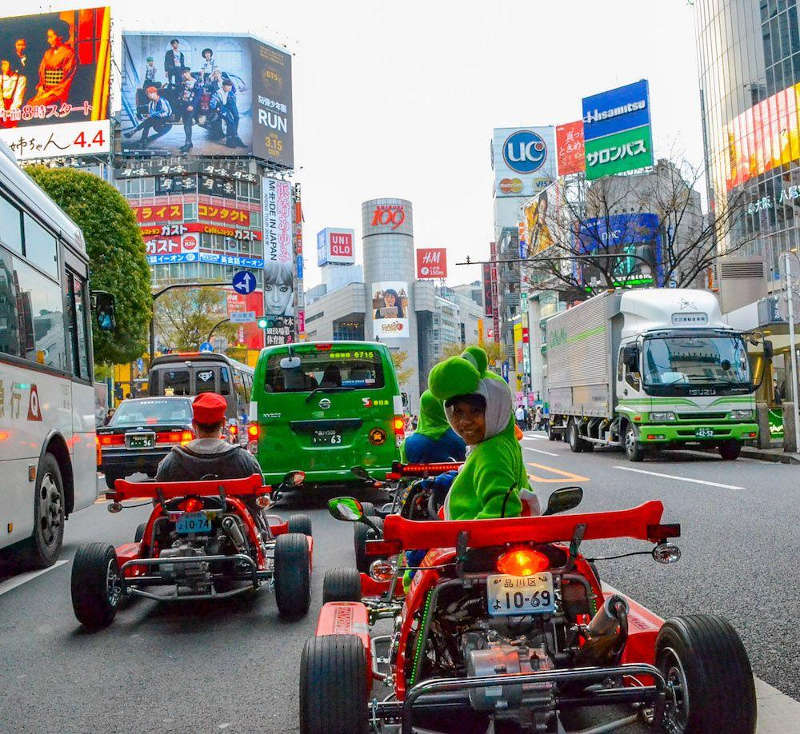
[258,318,268,328]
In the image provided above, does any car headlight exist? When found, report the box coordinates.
[650,411,677,422]
[730,409,754,420]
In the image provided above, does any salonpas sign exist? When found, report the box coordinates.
[581,79,654,180]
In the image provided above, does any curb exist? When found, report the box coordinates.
[740,447,800,464]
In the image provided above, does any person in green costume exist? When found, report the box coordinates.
[400,389,466,464]
[428,346,538,520]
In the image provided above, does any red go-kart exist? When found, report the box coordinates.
[300,489,756,733]
[71,473,313,630]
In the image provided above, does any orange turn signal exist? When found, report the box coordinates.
[496,547,550,577]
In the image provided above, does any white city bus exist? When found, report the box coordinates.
[0,143,109,568]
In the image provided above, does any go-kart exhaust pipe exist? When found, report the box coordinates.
[574,594,629,666]
[221,516,246,552]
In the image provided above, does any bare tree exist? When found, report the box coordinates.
[521,156,756,297]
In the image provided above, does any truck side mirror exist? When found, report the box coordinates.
[622,345,639,372]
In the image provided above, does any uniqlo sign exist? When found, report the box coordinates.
[416,248,447,279]
[317,227,355,265]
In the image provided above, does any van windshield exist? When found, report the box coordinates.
[265,350,385,393]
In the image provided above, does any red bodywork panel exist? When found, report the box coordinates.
[381,502,665,550]
[316,602,373,693]
[108,474,267,502]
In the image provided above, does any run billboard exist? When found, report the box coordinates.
[0,7,111,160]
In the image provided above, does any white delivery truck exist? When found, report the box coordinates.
[545,288,768,461]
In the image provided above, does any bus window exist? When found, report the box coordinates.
[0,194,22,254]
[220,366,231,395]
[65,271,90,380]
[23,213,58,278]
[0,249,21,356]
[195,367,217,394]
[14,257,66,370]
[162,369,191,396]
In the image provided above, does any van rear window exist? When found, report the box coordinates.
[265,350,385,393]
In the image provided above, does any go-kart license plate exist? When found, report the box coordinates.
[127,432,154,449]
[695,427,714,438]
[487,573,555,616]
[312,429,342,446]
[176,512,212,534]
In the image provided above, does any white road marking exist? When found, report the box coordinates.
[521,435,544,442]
[0,560,68,597]
[613,465,744,490]
[527,448,559,457]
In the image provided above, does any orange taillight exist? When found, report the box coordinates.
[496,547,550,577]
[393,416,405,435]
[99,433,125,446]
[247,424,259,438]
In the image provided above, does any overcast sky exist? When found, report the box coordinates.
[16,1,702,287]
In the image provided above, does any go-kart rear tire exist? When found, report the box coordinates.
[323,568,362,603]
[71,543,122,630]
[274,532,311,618]
[300,634,368,734]
[655,614,756,733]
[288,513,312,536]
[354,517,383,573]
[104,471,120,491]
[134,523,146,543]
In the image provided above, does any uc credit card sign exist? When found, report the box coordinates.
[582,79,653,179]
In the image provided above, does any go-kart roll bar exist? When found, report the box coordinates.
[108,474,266,502]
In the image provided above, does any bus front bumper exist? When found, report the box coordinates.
[636,422,759,443]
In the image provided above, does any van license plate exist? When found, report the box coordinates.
[695,427,714,438]
[486,573,555,616]
[312,430,342,445]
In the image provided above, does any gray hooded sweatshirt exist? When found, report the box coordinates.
[154,438,262,482]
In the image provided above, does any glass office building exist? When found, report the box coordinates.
[695,0,800,280]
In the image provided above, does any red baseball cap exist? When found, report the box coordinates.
[192,392,227,424]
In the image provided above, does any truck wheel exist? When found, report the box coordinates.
[19,453,65,569]
[624,424,645,462]
[719,439,742,461]
[655,615,756,733]
[71,543,122,630]
[547,422,559,442]
[567,420,584,453]
[300,635,369,734]
[288,513,313,536]
[273,532,311,618]
[323,568,362,603]
[354,517,383,573]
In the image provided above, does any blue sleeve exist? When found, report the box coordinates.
[442,429,467,461]
[403,432,433,463]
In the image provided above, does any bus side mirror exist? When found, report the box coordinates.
[93,290,116,332]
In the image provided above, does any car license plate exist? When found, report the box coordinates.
[176,512,212,534]
[695,427,714,438]
[487,573,556,616]
[127,432,155,449]
[312,429,342,446]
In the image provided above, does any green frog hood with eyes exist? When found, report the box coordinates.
[428,346,532,520]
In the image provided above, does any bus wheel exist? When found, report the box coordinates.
[21,454,65,569]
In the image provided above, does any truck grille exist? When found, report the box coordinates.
[677,412,727,421]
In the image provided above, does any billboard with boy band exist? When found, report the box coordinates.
[118,32,292,167]
[0,7,111,160]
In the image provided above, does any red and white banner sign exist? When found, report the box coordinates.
[197,202,251,227]
[140,222,261,241]
[144,233,200,256]
[132,203,184,224]
[416,248,447,279]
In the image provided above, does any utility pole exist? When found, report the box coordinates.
[784,252,800,453]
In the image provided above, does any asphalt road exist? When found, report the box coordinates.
[0,439,798,733]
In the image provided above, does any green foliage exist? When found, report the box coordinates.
[441,341,504,367]
[390,349,416,387]
[154,286,237,352]
[24,166,151,364]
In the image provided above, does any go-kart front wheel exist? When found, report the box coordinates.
[655,614,756,733]
[71,543,122,630]
[323,568,362,603]
[300,634,368,734]
[288,513,312,536]
[274,532,310,618]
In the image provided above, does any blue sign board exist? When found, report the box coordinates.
[146,252,265,268]
[501,361,510,383]
[232,270,257,294]
[582,79,650,141]
[502,130,549,174]
[296,254,304,280]
[317,229,328,267]
[199,342,214,353]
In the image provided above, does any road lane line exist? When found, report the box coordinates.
[613,465,744,490]
[528,462,589,483]
[0,560,68,597]
[527,448,559,457]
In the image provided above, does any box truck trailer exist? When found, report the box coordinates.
[544,289,769,461]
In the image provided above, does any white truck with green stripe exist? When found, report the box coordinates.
[544,289,761,461]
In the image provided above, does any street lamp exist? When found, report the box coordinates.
[784,250,800,453]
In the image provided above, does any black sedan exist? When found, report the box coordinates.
[97,397,195,489]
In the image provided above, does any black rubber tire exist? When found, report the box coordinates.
[353,517,383,573]
[71,543,121,630]
[134,523,146,543]
[300,634,368,734]
[323,567,362,603]
[624,423,645,462]
[20,453,65,569]
[273,532,311,618]
[288,513,313,536]
[655,615,756,733]
[567,420,584,453]
[360,501,375,516]
[547,422,559,441]
[719,439,742,461]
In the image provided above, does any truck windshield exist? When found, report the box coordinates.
[643,335,751,388]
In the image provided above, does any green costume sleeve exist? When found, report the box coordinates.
[471,439,523,519]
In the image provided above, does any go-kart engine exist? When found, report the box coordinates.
[158,542,209,584]
[462,630,554,712]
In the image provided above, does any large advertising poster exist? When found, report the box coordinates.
[0,7,111,159]
[492,126,557,198]
[250,40,293,169]
[262,176,294,317]
[118,32,254,156]
[556,121,585,176]
[371,281,409,339]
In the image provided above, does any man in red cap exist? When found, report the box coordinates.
[154,392,262,482]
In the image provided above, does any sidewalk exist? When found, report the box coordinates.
[741,445,800,464]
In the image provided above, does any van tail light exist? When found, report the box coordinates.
[99,433,125,446]
[393,416,405,436]
[247,423,260,455]
[496,547,550,577]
